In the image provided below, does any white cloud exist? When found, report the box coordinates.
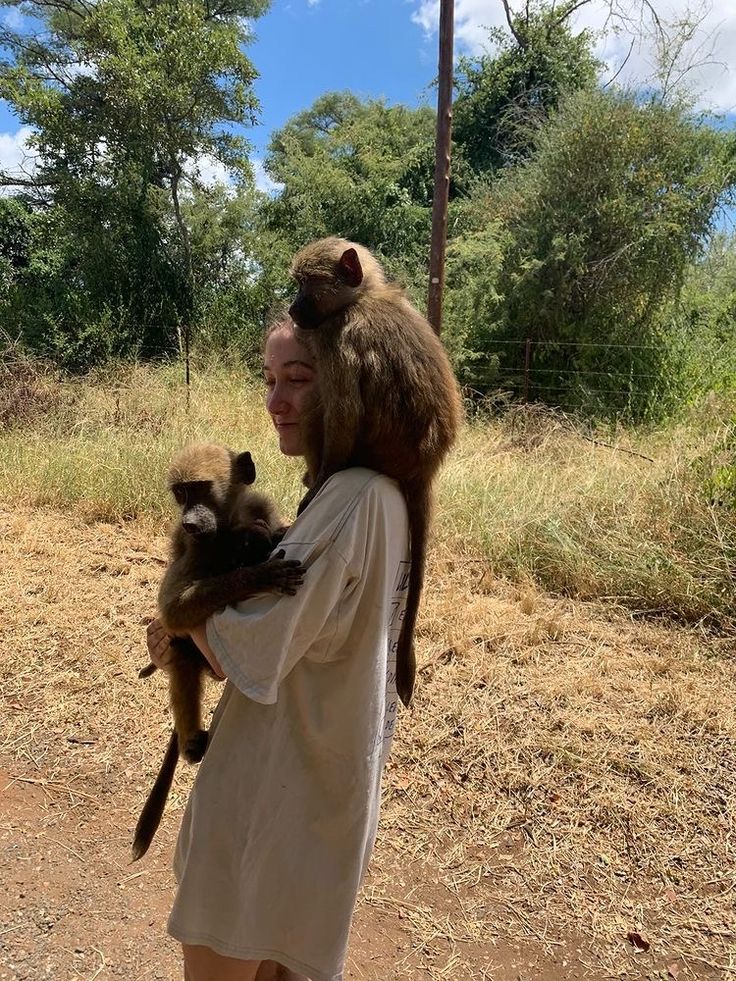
[190,153,232,187]
[252,157,283,196]
[411,0,736,113]
[186,154,283,196]
[307,0,321,6]
[0,127,38,194]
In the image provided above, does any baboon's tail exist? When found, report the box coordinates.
[395,482,431,707]
[131,730,179,862]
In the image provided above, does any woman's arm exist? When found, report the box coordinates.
[189,624,225,680]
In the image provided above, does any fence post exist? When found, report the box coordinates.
[523,338,532,402]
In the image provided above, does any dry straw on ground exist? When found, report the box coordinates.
[1,501,734,979]
[0,364,734,977]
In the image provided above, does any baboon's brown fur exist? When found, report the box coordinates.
[132,443,302,861]
[288,237,463,706]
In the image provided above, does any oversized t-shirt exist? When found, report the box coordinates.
[167,468,410,981]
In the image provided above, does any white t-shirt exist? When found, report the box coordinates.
[167,468,410,981]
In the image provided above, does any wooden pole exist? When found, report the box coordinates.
[523,337,531,402]
[427,0,454,336]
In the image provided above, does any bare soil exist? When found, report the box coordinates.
[1,506,734,980]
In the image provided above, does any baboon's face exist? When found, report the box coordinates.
[288,247,364,330]
[288,277,342,330]
[171,481,223,537]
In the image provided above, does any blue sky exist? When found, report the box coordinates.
[0,0,447,188]
[1,0,735,193]
[246,0,440,160]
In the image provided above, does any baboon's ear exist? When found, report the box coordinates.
[232,451,256,485]
[338,247,363,288]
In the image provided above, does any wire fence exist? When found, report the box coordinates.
[463,337,706,416]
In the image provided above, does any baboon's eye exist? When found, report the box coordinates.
[172,485,186,505]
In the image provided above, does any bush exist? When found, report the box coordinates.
[444,89,735,420]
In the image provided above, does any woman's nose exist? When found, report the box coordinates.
[267,384,289,415]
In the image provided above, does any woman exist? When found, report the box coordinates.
[146,316,410,981]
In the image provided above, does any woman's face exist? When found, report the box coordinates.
[263,324,318,457]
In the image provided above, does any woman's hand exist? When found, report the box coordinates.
[146,617,176,672]
[145,617,225,681]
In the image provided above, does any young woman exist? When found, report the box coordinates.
[146,317,410,981]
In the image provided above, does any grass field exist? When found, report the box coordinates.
[1,354,734,627]
[1,354,735,978]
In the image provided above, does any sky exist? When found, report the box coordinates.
[1,0,735,193]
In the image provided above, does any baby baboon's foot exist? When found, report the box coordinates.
[183,729,208,764]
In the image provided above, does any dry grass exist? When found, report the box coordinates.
[0,506,734,978]
[379,554,736,977]
[0,360,734,976]
[0,360,733,627]
[0,332,70,430]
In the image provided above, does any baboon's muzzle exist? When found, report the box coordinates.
[288,293,322,330]
[182,505,217,536]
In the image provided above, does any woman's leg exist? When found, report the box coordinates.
[255,962,310,981]
[182,944,262,981]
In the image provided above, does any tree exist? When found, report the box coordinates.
[0,0,269,365]
[453,0,599,174]
[262,92,473,290]
[0,196,31,297]
[443,88,736,418]
[185,182,293,360]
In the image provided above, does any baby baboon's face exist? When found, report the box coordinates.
[171,480,222,537]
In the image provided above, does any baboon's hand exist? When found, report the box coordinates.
[251,552,305,596]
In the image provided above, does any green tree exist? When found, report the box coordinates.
[0,0,269,366]
[263,92,473,286]
[453,0,599,174]
[185,182,293,359]
[0,196,31,297]
[444,88,735,418]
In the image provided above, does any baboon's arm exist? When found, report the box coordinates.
[161,556,304,633]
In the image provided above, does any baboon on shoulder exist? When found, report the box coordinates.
[288,237,463,707]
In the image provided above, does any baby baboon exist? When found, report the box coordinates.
[288,237,463,707]
[132,443,302,861]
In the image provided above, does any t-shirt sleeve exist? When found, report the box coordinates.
[205,542,354,705]
[204,472,386,704]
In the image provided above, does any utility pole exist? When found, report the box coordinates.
[427,0,454,336]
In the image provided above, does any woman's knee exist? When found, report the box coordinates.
[182,943,261,981]
[255,962,310,981]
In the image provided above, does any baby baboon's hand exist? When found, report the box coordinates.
[255,551,305,596]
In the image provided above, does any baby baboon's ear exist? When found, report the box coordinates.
[231,451,256,485]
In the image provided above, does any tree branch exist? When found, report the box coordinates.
[602,37,635,88]
[550,0,594,33]
[501,0,525,48]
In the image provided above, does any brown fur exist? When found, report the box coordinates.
[288,237,463,707]
[132,443,302,861]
